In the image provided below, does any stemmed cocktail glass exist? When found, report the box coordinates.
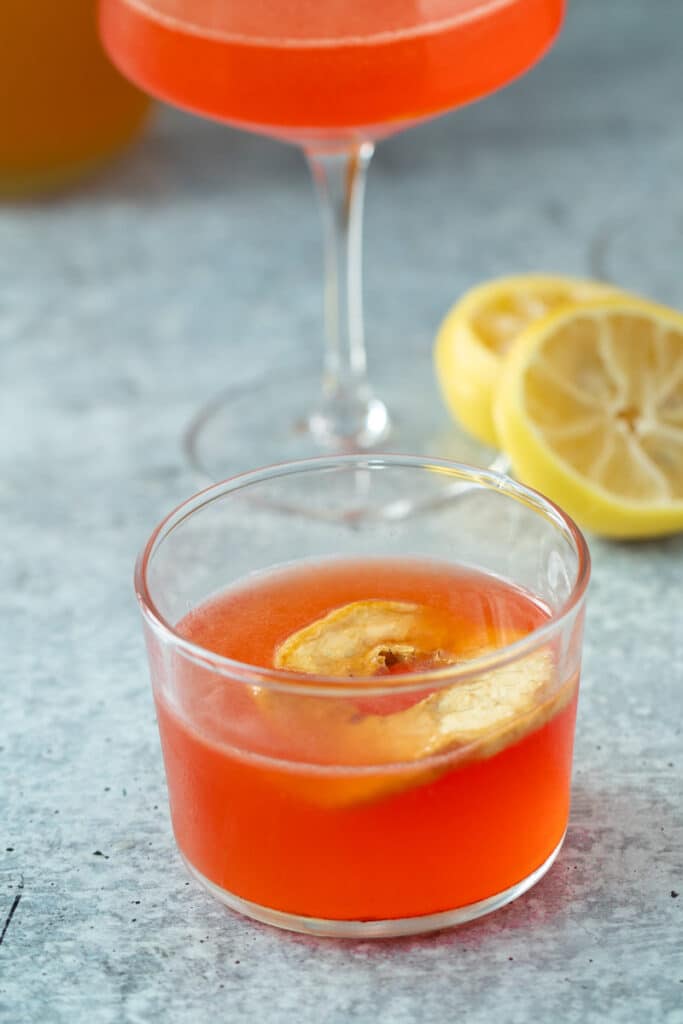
[100,0,565,480]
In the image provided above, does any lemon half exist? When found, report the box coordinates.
[435,274,618,447]
[495,297,683,538]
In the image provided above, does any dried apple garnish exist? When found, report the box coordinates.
[275,600,459,677]
[255,600,574,808]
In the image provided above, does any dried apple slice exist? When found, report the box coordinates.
[275,599,459,677]
[255,600,573,808]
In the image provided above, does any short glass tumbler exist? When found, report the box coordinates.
[135,455,590,938]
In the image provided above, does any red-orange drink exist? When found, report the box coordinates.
[100,0,564,142]
[156,557,578,923]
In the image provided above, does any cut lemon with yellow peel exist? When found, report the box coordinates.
[495,296,683,538]
[252,600,571,808]
[435,274,618,447]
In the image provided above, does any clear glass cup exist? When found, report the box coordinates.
[136,455,590,938]
[100,0,565,479]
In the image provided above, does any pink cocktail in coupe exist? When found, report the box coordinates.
[100,0,565,476]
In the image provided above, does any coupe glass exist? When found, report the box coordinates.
[100,0,565,479]
[136,454,590,937]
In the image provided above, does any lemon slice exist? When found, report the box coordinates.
[435,274,618,447]
[495,297,683,538]
[252,600,572,808]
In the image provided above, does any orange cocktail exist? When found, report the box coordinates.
[159,558,577,922]
[100,2,566,478]
[1,1,149,195]
[100,0,563,142]
[137,457,589,937]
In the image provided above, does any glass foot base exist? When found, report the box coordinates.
[181,835,564,938]
[184,360,503,483]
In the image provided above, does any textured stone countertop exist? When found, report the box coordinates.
[2,1,682,1021]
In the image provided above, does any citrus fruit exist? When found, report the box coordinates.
[495,296,683,538]
[435,274,617,447]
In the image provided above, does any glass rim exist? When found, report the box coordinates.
[134,454,591,696]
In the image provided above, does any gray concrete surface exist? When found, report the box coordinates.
[2,1,682,1021]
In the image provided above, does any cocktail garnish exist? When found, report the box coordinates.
[274,600,459,677]
[249,600,573,807]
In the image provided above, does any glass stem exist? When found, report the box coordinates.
[305,143,390,449]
